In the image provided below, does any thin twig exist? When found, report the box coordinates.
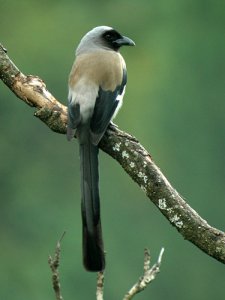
[48,232,66,300]
[123,248,165,300]
[96,271,104,300]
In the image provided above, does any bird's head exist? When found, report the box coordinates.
[76,26,135,55]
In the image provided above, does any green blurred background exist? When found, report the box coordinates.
[1,0,225,299]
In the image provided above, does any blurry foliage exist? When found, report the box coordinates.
[0,0,225,299]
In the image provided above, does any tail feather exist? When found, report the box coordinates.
[79,139,105,271]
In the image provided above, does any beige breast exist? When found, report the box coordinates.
[69,50,126,92]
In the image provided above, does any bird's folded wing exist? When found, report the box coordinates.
[90,70,127,145]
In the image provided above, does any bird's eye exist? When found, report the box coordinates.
[105,34,112,40]
[103,30,121,46]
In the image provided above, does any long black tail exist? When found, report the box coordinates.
[79,138,105,271]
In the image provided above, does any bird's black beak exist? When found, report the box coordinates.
[113,35,135,47]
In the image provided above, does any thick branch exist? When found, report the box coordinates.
[1,44,225,264]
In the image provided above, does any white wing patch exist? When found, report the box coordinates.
[112,85,126,120]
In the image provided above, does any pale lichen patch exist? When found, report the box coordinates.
[175,220,183,228]
[112,142,121,152]
[138,171,148,184]
[167,207,173,214]
[158,199,174,214]
[130,162,135,168]
[158,198,167,210]
[122,150,129,159]
[170,214,183,228]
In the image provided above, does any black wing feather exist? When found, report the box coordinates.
[90,69,127,145]
[67,101,81,141]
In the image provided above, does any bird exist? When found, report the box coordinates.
[67,26,135,272]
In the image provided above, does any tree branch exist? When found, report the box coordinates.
[1,44,225,264]
[123,248,164,299]
[95,248,164,299]
[48,232,66,300]
[96,271,104,300]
